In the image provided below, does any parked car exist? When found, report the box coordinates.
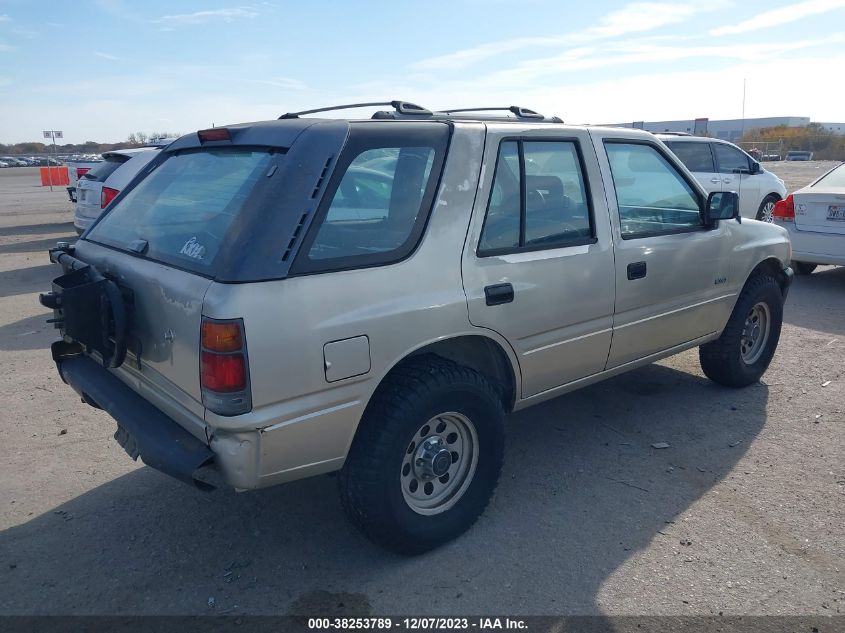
[0,161,8,168]
[41,102,792,554]
[772,161,845,273]
[786,150,813,161]
[73,149,161,234]
[658,134,787,222]
[0,156,28,167]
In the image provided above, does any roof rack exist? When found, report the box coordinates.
[654,131,693,136]
[279,100,430,120]
[375,105,562,123]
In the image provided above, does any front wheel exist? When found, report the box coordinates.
[756,194,780,222]
[699,273,783,387]
[339,357,505,554]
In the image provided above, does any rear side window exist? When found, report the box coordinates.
[82,156,127,182]
[295,125,449,273]
[479,139,594,254]
[664,141,715,173]
[87,149,273,273]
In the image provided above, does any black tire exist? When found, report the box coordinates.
[793,261,817,275]
[339,356,505,555]
[756,194,780,222]
[699,273,783,388]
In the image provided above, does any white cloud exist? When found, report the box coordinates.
[411,1,728,70]
[93,51,121,61]
[0,14,11,22]
[711,0,845,35]
[155,7,259,26]
[0,42,15,52]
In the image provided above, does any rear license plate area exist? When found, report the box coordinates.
[827,205,845,221]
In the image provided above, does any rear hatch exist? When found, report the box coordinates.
[794,167,845,235]
[74,147,278,416]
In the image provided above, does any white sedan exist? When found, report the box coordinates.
[773,162,845,274]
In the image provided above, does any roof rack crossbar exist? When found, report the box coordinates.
[441,106,545,119]
[279,100,430,120]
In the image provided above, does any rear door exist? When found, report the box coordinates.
[78,148,278,422]
[462,127,616,398]
[663,140,721,194]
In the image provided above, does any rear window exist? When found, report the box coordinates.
[664,141,715,173]
[82,155,128,182]
[86,149,273,274]
[813,164,845,187]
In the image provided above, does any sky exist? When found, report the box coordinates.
[1,0,844,144]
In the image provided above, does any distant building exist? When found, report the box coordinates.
[605,116,845,140]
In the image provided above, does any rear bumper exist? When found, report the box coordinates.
[55,348,216,490]
[779,221,845,266]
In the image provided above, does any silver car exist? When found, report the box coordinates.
[42,102,792,553]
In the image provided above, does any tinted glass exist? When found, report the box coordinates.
[479,142,520,251]
[308,146,435,260]
[714,143,751,173]
[82,155,126,182]
[87,149,272,273]
[523,142,592,245]
[814,163,845,187]
[605,143,702,238]
[479,141,593,253]
[664,141,715,173]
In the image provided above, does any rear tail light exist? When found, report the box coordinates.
[772,194,795,221]
[198,128,231,143]
[200,317,251,415]
[101,186,119,209]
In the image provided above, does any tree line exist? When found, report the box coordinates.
[739,124,845,160]
[0,131,182,156]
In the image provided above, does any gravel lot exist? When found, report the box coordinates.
[0,163,842,616]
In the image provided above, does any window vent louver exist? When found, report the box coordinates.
[281,212,310,262]
[311,157,333,198]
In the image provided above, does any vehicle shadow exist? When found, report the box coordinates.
[783,266,845,336]
[0,362,768,615]
[0,235,74,255]
[0,313,54,351]
[0,263,57,299]
[0,222,74,238]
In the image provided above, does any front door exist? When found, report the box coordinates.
[462,130,615,398]
[713,142,761,219]
[593,134,735,368]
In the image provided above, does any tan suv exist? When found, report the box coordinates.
[41,102,793,554]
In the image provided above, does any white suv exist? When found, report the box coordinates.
[658,134,787,222]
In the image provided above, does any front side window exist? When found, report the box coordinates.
[479,140,594,254]
[713,143,751,173]
[664,141,715,173]
[605,142,703,239]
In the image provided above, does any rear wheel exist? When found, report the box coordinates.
[793,261,817,275]
[339,357,505,554]
[699,273,783,387]
[756,194,780,222]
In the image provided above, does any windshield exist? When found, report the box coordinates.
[82,156,126,182]
[86,149,273,274]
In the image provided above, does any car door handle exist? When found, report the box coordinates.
[627,261,647,280]
[710,178,721,183]
[484,283,514,306]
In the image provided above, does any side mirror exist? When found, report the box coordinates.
[749,161,761,175]
[706,191,740,225]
